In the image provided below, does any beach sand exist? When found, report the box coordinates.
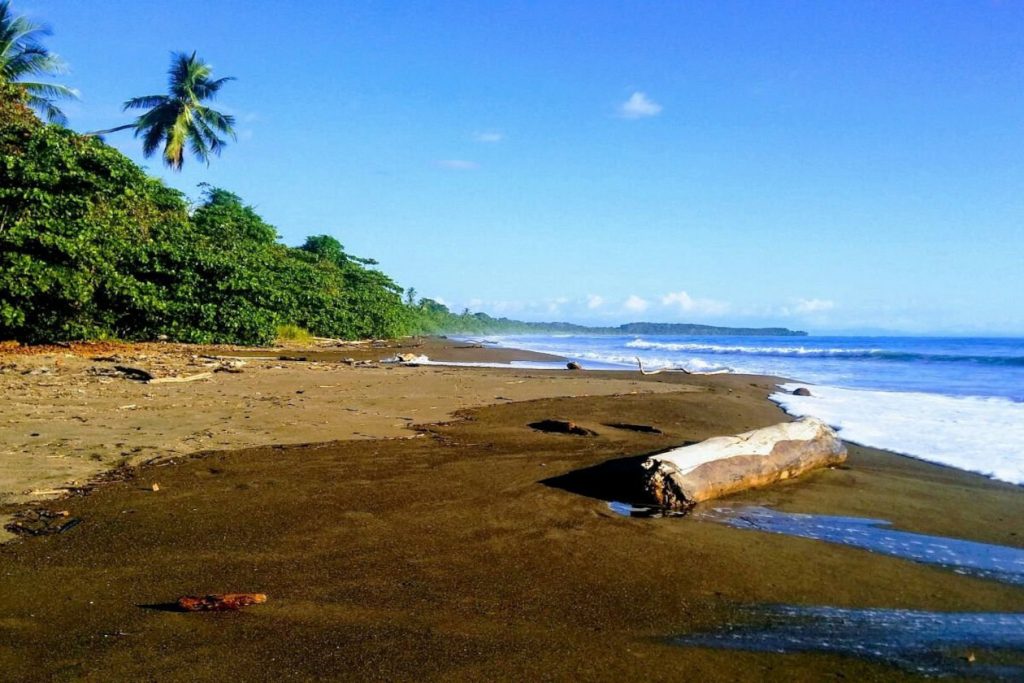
[1,339,1022,680]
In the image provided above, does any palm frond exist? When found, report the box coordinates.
[24,94,65,124]
[187,126,212,165]
[123,94,168,111]
[1,2,75,124]
[163,114,190,169]
[3,46,66,80]
[196,106,236,137]
[192,75,234,100]
[20,80,77,100]
[139,119,165,158]
[194,115,226,154]
[0,3,52,50]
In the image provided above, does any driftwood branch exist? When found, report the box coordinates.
[148,372,214,384]
[636,357,691,375]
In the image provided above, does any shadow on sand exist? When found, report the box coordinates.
[540,450,693,506]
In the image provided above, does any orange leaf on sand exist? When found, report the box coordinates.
[177,593,267,612]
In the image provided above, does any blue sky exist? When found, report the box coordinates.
[18,0,1024,334]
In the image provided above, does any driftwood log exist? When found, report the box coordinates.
[642,417,846,511]
[635,357,690,375]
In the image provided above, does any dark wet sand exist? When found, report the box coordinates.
[1,368,1023,681]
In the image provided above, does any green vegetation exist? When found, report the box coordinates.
[275,324,314,344]
[401,306,806,337]
[0,83,410,344]
[0,0,77,124]
[88,51,236,170]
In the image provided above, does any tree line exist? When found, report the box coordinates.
[0,1,505,345]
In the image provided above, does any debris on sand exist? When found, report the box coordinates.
[113,366,155,382]
[528,419,597,436]
[4,509,81,537]
[147,371,213,384]
[90,365,214,384]
[176,593,268,612]
[604,422,663,434]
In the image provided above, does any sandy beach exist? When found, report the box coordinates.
[1,338,1023,680]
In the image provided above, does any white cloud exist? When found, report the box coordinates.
[660,290,730,315]
[547,296,571,313]
[472,131,504,143]
[624,295,650,313]
[794,298,835,314]
[586,294,605,310]
[618,91,662,119]
[436,159,479,170]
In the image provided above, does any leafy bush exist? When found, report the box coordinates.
[0,82,190,342]
[0,90,420,345]
[275,324,313,343]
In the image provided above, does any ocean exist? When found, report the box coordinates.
[467,334,1024,485]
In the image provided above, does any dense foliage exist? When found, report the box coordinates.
[0,84,411,344]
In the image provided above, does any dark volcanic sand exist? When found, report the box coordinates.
[1,371,1023,681]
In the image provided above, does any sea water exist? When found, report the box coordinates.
[473,334,1024,484]
[673,605,1024,678]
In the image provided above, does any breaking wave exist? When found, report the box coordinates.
[626,338,1024,366]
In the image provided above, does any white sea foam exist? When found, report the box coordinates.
[411,358,567,370]
[476,342,736,374]
[772,383,1024,485]
[627,338,883,357]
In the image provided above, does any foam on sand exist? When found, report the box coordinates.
[772,383,1024,485]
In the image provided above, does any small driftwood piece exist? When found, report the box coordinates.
[636,357,691,375]
[113,365,155,382]
[177,593,267,612]
[148,372,214,384]
[643,417,846,511]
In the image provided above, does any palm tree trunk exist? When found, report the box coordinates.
[82,124,136,137]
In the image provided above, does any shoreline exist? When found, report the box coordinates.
[476,333,1024,487]
[0,337,665,538]
[1,337,1022,679]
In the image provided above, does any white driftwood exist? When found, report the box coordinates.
[642,417,846,510]
[636,357,691,375]
[147,372,214,384]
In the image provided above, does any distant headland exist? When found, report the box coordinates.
[438,315,807,337]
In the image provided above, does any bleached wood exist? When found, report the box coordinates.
[643,417,846,510]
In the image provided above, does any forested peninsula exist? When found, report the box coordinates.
[0,84,803,345]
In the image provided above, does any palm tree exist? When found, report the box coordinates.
[0,0,78,124]
[91,51,236,171]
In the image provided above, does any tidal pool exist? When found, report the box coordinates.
[605,503,1024,675]
[674,605,1024,678]
[695,505,1024,586]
